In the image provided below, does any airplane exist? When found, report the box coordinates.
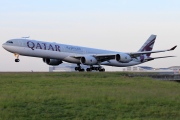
[2,35,177,72]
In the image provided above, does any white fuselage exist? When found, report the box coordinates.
[2,38,143,67]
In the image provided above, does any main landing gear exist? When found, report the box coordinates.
[75,64,105,72]
[75,64,85,72]
[86,65,105,72]
[14,53,20,62]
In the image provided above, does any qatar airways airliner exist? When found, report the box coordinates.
[2,35,177,72]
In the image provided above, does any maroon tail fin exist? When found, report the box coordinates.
[138,35,156,56]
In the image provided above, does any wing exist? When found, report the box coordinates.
[129,45,177,58]
[144,56,176,61]
[71,45,177,63]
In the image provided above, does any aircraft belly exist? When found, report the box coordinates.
[63,56,80,63]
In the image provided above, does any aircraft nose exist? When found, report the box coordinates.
[2,43,7,49]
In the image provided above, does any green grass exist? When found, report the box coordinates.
[0,72,179,120]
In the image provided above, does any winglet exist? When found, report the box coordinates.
[170,45,177,51]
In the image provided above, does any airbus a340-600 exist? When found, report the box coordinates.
[2,35,177,72]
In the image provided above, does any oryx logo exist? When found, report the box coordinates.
[141,38,155,56]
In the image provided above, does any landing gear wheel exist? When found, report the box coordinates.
[14,53,20,62]
[75,64,85,72]
[95,67,99,71]
[86,68,92,72]
[75,67,79,71]
[99,68,105,72]
[15,59,20,62]
[79,69,85,72]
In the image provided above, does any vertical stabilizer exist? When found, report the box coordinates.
[138,35,156,56]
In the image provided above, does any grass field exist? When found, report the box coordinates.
[0,72,179,120]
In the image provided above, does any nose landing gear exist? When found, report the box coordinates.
[14,53,20,62]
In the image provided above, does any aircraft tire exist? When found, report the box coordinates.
[75,67,79,71]
[15,59,20,62]
[79,69,85,72]
[91,67,95,70]
[86,68,90,72]
[99,68,105,72]
[87,68,92,72]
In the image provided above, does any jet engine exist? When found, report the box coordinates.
[80,56,98,65]
[115,53,132,63]
[43,58,62,66]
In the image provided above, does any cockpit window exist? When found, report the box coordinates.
[6,41,13,44]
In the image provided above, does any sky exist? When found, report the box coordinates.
[0,0,180,71]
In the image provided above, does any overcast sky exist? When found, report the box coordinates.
[0,0,179,71]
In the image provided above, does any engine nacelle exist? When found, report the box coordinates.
[115,53,132,63]
[43,58,62,66]
[80,56,98,65]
